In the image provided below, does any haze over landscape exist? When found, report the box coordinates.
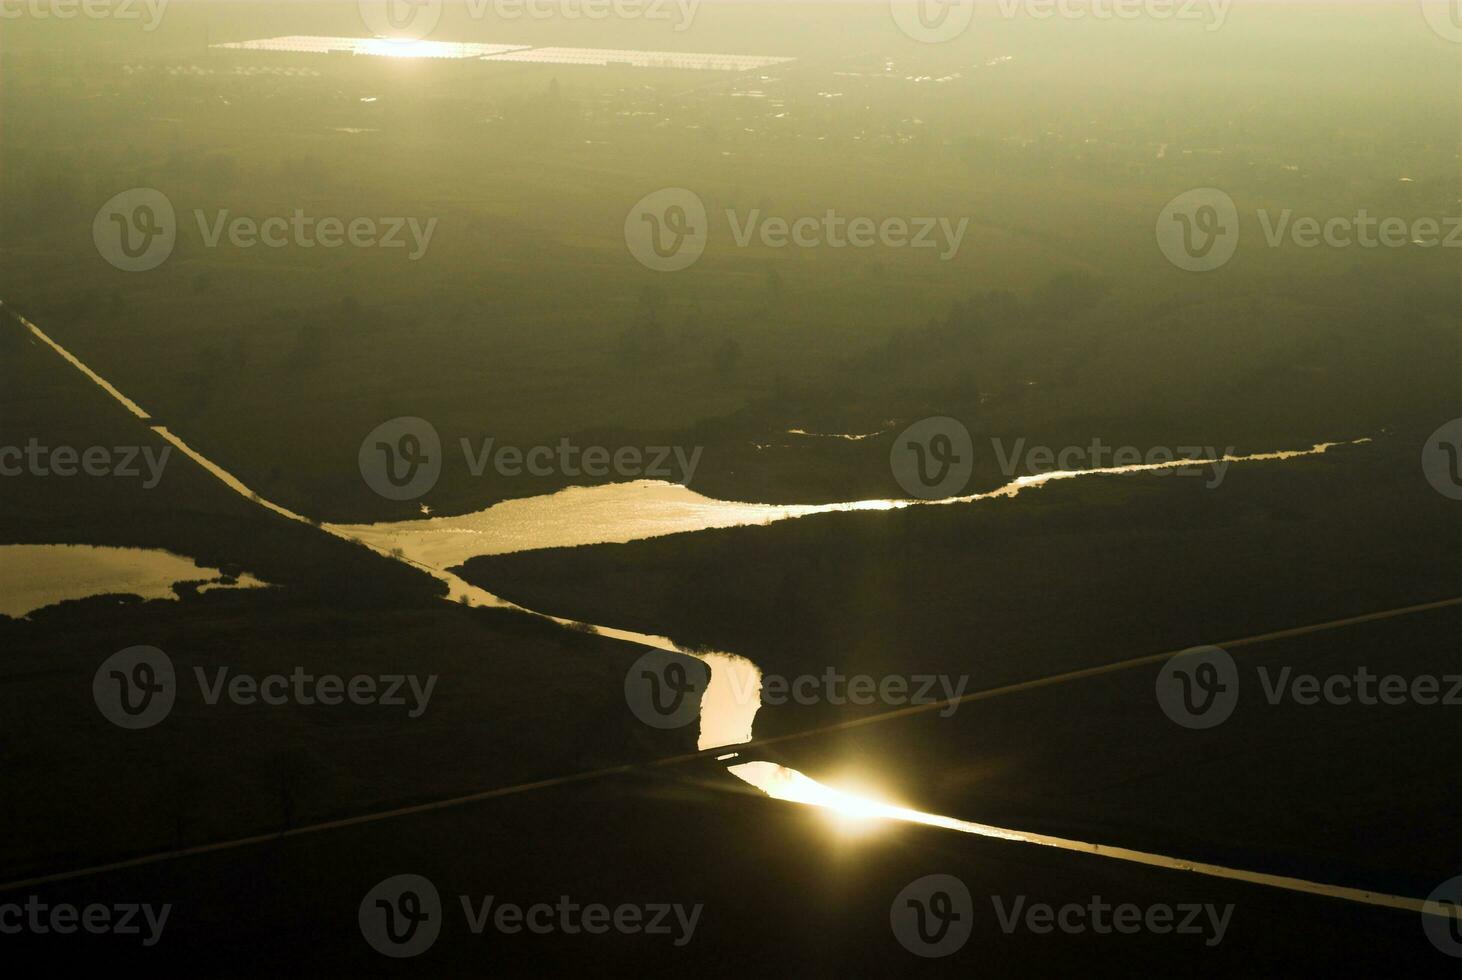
[0,1,1459,974]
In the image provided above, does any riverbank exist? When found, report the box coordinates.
[456,431,1461,902]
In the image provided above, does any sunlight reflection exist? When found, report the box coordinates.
[358,38,463,59]
[727,762,964,837]
[725,761,1442,916]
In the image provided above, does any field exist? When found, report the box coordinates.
[1,3,1459,974]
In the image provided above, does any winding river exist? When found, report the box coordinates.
[327,442,1364,755]
[8,304,1441,918]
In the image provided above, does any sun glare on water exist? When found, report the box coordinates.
[728,761,967,837]
[359,38,448,59]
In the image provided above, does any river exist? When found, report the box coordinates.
[4,303,1435,917]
